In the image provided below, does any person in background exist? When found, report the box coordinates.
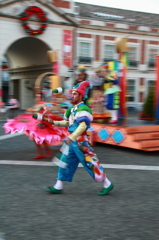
[8,95,20,118]
[90,69,103,89]
[26,93,54,159]
[104,70,121,124]
[0,101,7,120]
[4,93,67,160]
[89,69,109,121]
[74,65,92,106]
[74,65,88,85]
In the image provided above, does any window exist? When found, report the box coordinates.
[147,80,155,88]
[79,42,92,63]
[128,47,137,67]
[127,79,136,102]
[103,44,115,61]
[147,80,155,96]
[148,49,158,68]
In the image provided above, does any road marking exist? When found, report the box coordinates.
[0,160,52,166]
[102,164,159,171]
[0,132,24,141]
[1,160,159,171]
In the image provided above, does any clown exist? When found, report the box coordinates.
[104,68,121,124]
[42,81,114,195]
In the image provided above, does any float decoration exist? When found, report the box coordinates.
[19,6,48,36]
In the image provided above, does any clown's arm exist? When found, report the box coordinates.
[54,120,87,145]
[69,121,87,141]
[53,120,69,127]
[32,113,69,126]
[37,115,87,141]
[53,120,87,141]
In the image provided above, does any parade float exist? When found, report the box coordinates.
[88,37,159,151]
[15,47,159,152]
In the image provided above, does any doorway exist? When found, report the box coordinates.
[13,79,20,101]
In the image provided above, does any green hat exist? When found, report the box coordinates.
[52,87,64,94]
[77,65,86,72]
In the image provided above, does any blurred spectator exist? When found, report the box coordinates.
[75,71,88,84]
[0,101,7,120]
[7,95,20,118]
[74,65,88,85]
[90,69,103,89]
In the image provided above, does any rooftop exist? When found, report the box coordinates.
[75,2,159,28]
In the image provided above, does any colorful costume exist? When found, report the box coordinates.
[89,89,110,121]
[55,101,106,182]
[3,102,68,146]
[43,81,114,195]
[104,67,121,123]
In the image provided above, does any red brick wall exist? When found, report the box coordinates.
[104,36,115,41]
[129,26,138,30]
[149,41,159,45]
[53,0,70,9]
[106,23,115,27]
[79,33,92,38]
[139,78,145,102]
[80,20,91,24]
[95,35,100,61]
[139,93,143,102]
[140,78,144,86]
[140,40,146,64]
[151,28,158,32]
[128,39,138,43]
[72,30,74,69]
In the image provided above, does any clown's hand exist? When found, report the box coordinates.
[32,113,38,119]
[32,113,43,120]
[32,113,51,123]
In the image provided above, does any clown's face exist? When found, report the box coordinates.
[71,91,82,105]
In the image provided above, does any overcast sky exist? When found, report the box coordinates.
[75,0,159,14]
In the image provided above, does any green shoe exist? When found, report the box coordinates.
[44,186,63,194]
[97,183,114,195]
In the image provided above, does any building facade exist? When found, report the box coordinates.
[75,2,159,111]
[0,0,159,110]
[0,0,77,109]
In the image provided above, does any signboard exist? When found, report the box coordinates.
[63,30,73,68]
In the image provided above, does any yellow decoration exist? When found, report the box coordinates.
[108,61,114,70]
[85,156,92,162]
[50,75,61,90]
[47,51,57,63]
[78,65,85,69]
[115,35,128,53]
[107,71,117,81]
[104,83,111,90]
[121,53,128,67]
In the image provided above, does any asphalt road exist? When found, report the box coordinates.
[1,120,159,240]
